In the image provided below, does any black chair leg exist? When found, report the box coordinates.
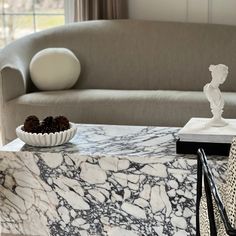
[196,154,203,236]
[204,174,217,235]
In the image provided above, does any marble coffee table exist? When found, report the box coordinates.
[0,124,227,236]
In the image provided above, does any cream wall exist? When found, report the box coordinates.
[128,0,236,25]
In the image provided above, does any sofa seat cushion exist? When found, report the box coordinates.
[5,89,236,141]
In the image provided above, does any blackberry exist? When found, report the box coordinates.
[42,116,54,127]
[41,116,58,133]
[54,116,70,131]
[23,115,40,133]
[40,124,58,134]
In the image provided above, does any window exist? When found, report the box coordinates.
[0,0,65,48]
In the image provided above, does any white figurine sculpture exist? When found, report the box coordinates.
[203,64,229,127]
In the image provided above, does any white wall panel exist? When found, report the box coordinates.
[212,0,236,25]
[128,0,236,26]
[128,0,187,22]
[188,0,209,23]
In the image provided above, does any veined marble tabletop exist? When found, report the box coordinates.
[0,124,227,236]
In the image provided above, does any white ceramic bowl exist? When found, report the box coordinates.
[16,122,77,147]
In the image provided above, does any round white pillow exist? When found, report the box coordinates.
[30,48,81,91]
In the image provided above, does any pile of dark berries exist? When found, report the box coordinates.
[23,115,70,134]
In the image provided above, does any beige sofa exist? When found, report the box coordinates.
[1,19,236,144]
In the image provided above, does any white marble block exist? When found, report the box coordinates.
[0,124,227,236]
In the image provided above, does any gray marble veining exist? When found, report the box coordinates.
[0,124,227,236]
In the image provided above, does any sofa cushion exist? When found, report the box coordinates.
[30,48,81,91]
[5,89,236,141]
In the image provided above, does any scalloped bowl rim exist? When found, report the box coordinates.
[16,122,77,147]
[16,122,77,137]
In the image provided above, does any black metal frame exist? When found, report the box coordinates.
[196,148,236,236]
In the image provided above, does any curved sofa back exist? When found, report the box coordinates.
[5,20,236,91]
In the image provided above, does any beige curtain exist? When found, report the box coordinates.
[74,0,128,21]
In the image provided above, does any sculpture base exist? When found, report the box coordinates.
[176,139,231,156]
[178,118,236,144]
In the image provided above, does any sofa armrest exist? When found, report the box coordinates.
[0,36,39,102]
[0,63,28,144]
[0,37,38,144]
[0,65,27,102]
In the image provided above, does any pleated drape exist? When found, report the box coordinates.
[74,0,128,21]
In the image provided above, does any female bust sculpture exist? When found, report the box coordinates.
[203,64,229,127]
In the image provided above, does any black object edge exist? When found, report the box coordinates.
[196,149,236,236]
[176,139,231,156]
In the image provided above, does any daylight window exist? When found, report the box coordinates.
[0,0,65,48]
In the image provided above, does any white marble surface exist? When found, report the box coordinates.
[0,124,228,236]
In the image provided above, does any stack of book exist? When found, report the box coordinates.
[176,118,236,156]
